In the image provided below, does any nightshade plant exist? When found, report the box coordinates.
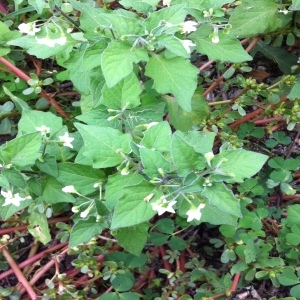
[0,0,299,299]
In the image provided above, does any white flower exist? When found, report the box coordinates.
[204,152,214,167]
[180,21,198,34]
[36,125,50,136]
[278,9,289,15]
[186,203,206,222]
[163,0,172,7]
[62,185,77,193]
[80,209,89,218]
[1,190,26,207]
[59,132,74,148]
[181,40,196,53]
[211,34,219,44]
[121,168,130,176]
[151,198,176,215]
[18,22,40,36]
[35,36,67,48]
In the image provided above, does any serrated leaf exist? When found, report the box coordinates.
[191,31,252,63]
[111,182,163,229]
[57,162,105,195]
[229,0,282,38]
[75,123,132,168]
[101,41,148,88]
[0,132,42,167]
[212,149,268,183]
[145,54,198,112]
[17,110,63,137]
[113,223,149,255]
[69,216,107,248]
[102,73,142,109]
[42,176,76,204]
[202,182,242,217]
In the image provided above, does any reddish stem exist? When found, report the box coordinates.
[254,116,282,124]
[158,246,172,271]
[179,250,186,273]
[0,57,70,119]
[1,247,37,300]
[0,2,8,14]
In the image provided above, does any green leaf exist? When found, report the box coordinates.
[111,181,163,229]
[28,0,46,14]
[229,0,282,38]
[191,31,252,63]
[171,132,206,176]
[286,233,300,246]
[155,218,174,234]
[0,197,31,221]
[112,272,135,292]
[149,232,169,246]
[105,173,145,210]
[291,284,300,298]
[69,216,107,248]
[167,94,210,131]
[290,0,300,10]
[42,176,76,204]
[57,162,105,195]
[102,73,142,109]
[169,236,186,251]
[255,40,298,74]
[140,121,172,152]
[278,268,300,286]
[3,87,31,113]
[75,123,132,168]
[28,212,51,244]
[140,148,173,178]
[17,110,63,137]
[1,169,26,188]
[212,149,268,183]
[119,0,160,14]
[156,34,190,58]
[287,205,300,225]
[36,154,58,177]
[0,132,42,167]
[113,223,149,256]
[202,182,242,218]
[145,54,198,112]
[101,40,148,88]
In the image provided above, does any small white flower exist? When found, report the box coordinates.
[181,39,196,53]
[1,190,26,207]
[211,34,219,44]
[180,21,198,34]
[186,203,206,222]
[278,9,289,15]
[121,168,130,176]
[204,152,214,167]
[93,183,99,188]
[18,22,40,36]
[72,206,80,213]
[59,132,74,148]
[62,185,77,193]
[163,0,172,7]
[36,125,50,136]
[80,209,89,218]
[151,198,176,215]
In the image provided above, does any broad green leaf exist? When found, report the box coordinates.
[119,0,160,13]
[7,34,76,60]
[3,87,31,113]
[171,132,206,176]
[112,272,135,292]
[28,212,51,244]
[191,31,252,63]
[140,148,173,178]
[111,181,163,229]
[291,285,300,298]
[0,132,42,167]
[174,131,216,155]
[156,34,189,58]
[155,218,174,234]
[1,169,26,188]
[28,0,46,14]
[286,233,300,246]
[101,40,148,88]
[278,268,300,286]
[166,94,210,131]
[140,121,172,152]
[255,41,299,74]
[290,0,300,10]
[63,41,107,95]
[287,205,300,225]
[212,149,268,183]
[229,0,282,38]
[202,182,242,217]
[36,154,58,177]
[17,110,63,137]
[113,223,149,256]
[57,163,105,195]
[142,4,187,31]
[105,173,145,210]
[69,216,107,248]
[102,73,142,109]
[75,123,132,168]
[42,176,76,204]
[145,54,198,112]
